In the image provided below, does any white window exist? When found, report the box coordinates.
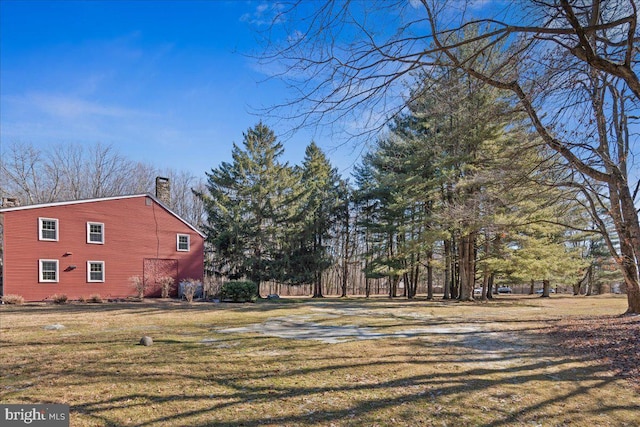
[177,234,190,252]
[87,222,104,244]
[39,218,58,241]
[87,261,105,283]
[39,259,59,283]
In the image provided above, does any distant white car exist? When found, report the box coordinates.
[535,288,555,294]
[474,288,482,295]
[497,286,512,294]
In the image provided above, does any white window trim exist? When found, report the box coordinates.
[38,217,59,241]
[177,234,190,252]
[39,259,59,283]
[87,261,105,283]
[86,222,105,244]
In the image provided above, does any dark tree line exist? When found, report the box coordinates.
[198,109,607,300]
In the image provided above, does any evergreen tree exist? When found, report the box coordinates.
[356,48,593,301]
[286,142,342,297]
[199,123,299,292]
[376,64,516,300]
[352,161,379,298]
[355,141,410,298]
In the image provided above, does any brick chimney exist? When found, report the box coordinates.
[155,177,170,205]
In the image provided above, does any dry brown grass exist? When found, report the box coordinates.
[1,295,638,426]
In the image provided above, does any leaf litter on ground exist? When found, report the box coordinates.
[547,314,640,390]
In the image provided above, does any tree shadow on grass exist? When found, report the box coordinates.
[50,327,638,426]
[63,351,633,427]
[4,300,638,426]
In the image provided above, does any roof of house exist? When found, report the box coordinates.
[0,193,206,238]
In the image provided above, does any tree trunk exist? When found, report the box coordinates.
[459,234,468,300]
[443,238,451,300]
[451,235,459,299]
[607,178,640,312]
[389,276,398,298]
[341,213,349,297]
[620,254,640,313]
[340,264,348,297]
[573,277,581,296]
[481,234,490,301]
[365,227,371,298]
[529,279,535,295]
[365,271,371,298]
[486,273,494,300]
[415,266,421,299]
[458,231,476,301]
[574,265,593,296]
[541,279,551,298]
[426,251,433,300]
[312,263,323,299]
[481,264,489,301]
[403,271,411,299]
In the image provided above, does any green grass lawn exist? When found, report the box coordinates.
[1,295,638,426]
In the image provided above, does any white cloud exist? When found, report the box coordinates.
[239,2,285,26]
[13,92,149,120]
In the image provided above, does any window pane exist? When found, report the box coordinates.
[41,261,57,281]
[178,235,189,250]
[90,232,102,242]
[89,263,103,281]
[41,220,57,239]
[42,261,56,271]
[89,224,103,242]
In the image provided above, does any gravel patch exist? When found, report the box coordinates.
[216,316,481,344]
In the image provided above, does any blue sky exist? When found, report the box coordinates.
[0,1,361,178]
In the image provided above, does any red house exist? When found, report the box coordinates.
[0,189,205,302]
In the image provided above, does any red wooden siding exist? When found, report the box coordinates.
[1,196,204,301]
[143,258,179,297]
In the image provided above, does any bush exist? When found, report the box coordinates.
[129,275,146,299]
[158,276,176,299]
[51,294,68,304]
[220,281,258,303]
[88,294,103,303]
[203,276,223,299]
[180,279,200,303]
[2,294,24,305]
[77,295,86,303]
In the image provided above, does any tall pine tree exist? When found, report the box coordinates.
[291,142,342,297]
[199,123,299,293]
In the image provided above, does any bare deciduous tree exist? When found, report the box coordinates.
[1,142,62,204]
[158,168,207,229]
[1,142,206,232]
[260,0,640,313]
